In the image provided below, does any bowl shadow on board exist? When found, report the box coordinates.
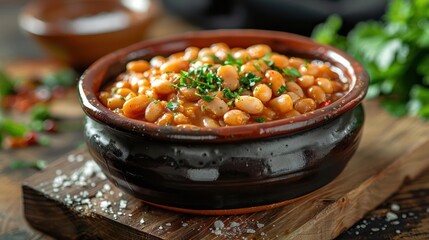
[79,29,369,215]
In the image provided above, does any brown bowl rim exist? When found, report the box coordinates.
[18,0,159,36]
[78,29,369,142]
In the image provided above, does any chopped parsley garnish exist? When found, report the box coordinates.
[166,101,180,111]
[195,93,216,102]
[263,59,282,72]
[303,59,309,68]
[263,59,274,67]
[224,53,243,66]
[254,117,266,123]
[223,87,246,100]
[283,67,302,78]
[263,52,272,59]
[223,88,237,100]
[239,73,263,88]
[277,85,287,95]
[175,65,224,102]
[253,63,262,72]
[209,55,221,63]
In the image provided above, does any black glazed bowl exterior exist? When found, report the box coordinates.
[78,30,368,214]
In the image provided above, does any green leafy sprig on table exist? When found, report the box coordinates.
[0,68,76,148]
[9,159,47,171]
[312,0,429,119]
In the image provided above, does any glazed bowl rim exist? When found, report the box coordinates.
[78,29,369,142]
[18,0,159,36]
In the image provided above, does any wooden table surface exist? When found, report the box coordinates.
[1,1,429,239]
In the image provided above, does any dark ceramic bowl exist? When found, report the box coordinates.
[19,0,159,70]
[78,30,368,215]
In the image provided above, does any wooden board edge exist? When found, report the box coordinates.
[287,138,429,240]
[22,184,161,240]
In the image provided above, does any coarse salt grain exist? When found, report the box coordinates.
[95,191,103,198]
[214,220,224,230]
[230,222,240,228]
[139,218,145,224]
[76,154,84,162]
[371,228,380,232]
[52,175,66,188]
[246,229,256,234]
[391,203,400,211]
[67,155,75,162]
[119,200,127,209]
[213,229,222,236]
[165,223,171,227]
[386,211,398,221]
[182,223,188,227]
[103,184,111,192]
[100,200,111,209]
[257,223,265,228]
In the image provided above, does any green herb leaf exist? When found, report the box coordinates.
[277,85,287,95]
[42,69,77,88]
[37,134,51,146]
[380,98,408,117]
[178,64,222,94]
[240,73,263,88]
[196,93,216,102]
[223,88,237,100]
[0,71,14,96]
[29,120,45,132]
[0,118,28,137]
[31,105,51,121]
[253,63,262,72]
[311,14,347,49]
[311,0,429,120]
[209,55,221,63]
[10,160,47,171]
[166,101,180,111]
[254,117,266,123]
[224,53,243,66]
[262,59,282,72]
[283,67,301,78]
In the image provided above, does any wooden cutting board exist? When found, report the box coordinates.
[22,101,429,240]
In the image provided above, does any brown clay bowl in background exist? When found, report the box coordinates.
[78,30,369,215]
[19,0,159,71]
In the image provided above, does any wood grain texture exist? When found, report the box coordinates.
[339,172,429,239]
[21,101,429,239]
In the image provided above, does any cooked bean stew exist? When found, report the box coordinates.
[99,43,349,128]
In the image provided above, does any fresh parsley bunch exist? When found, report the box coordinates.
[312,0,429,119]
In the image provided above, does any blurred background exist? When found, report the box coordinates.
[0,0,388,67]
